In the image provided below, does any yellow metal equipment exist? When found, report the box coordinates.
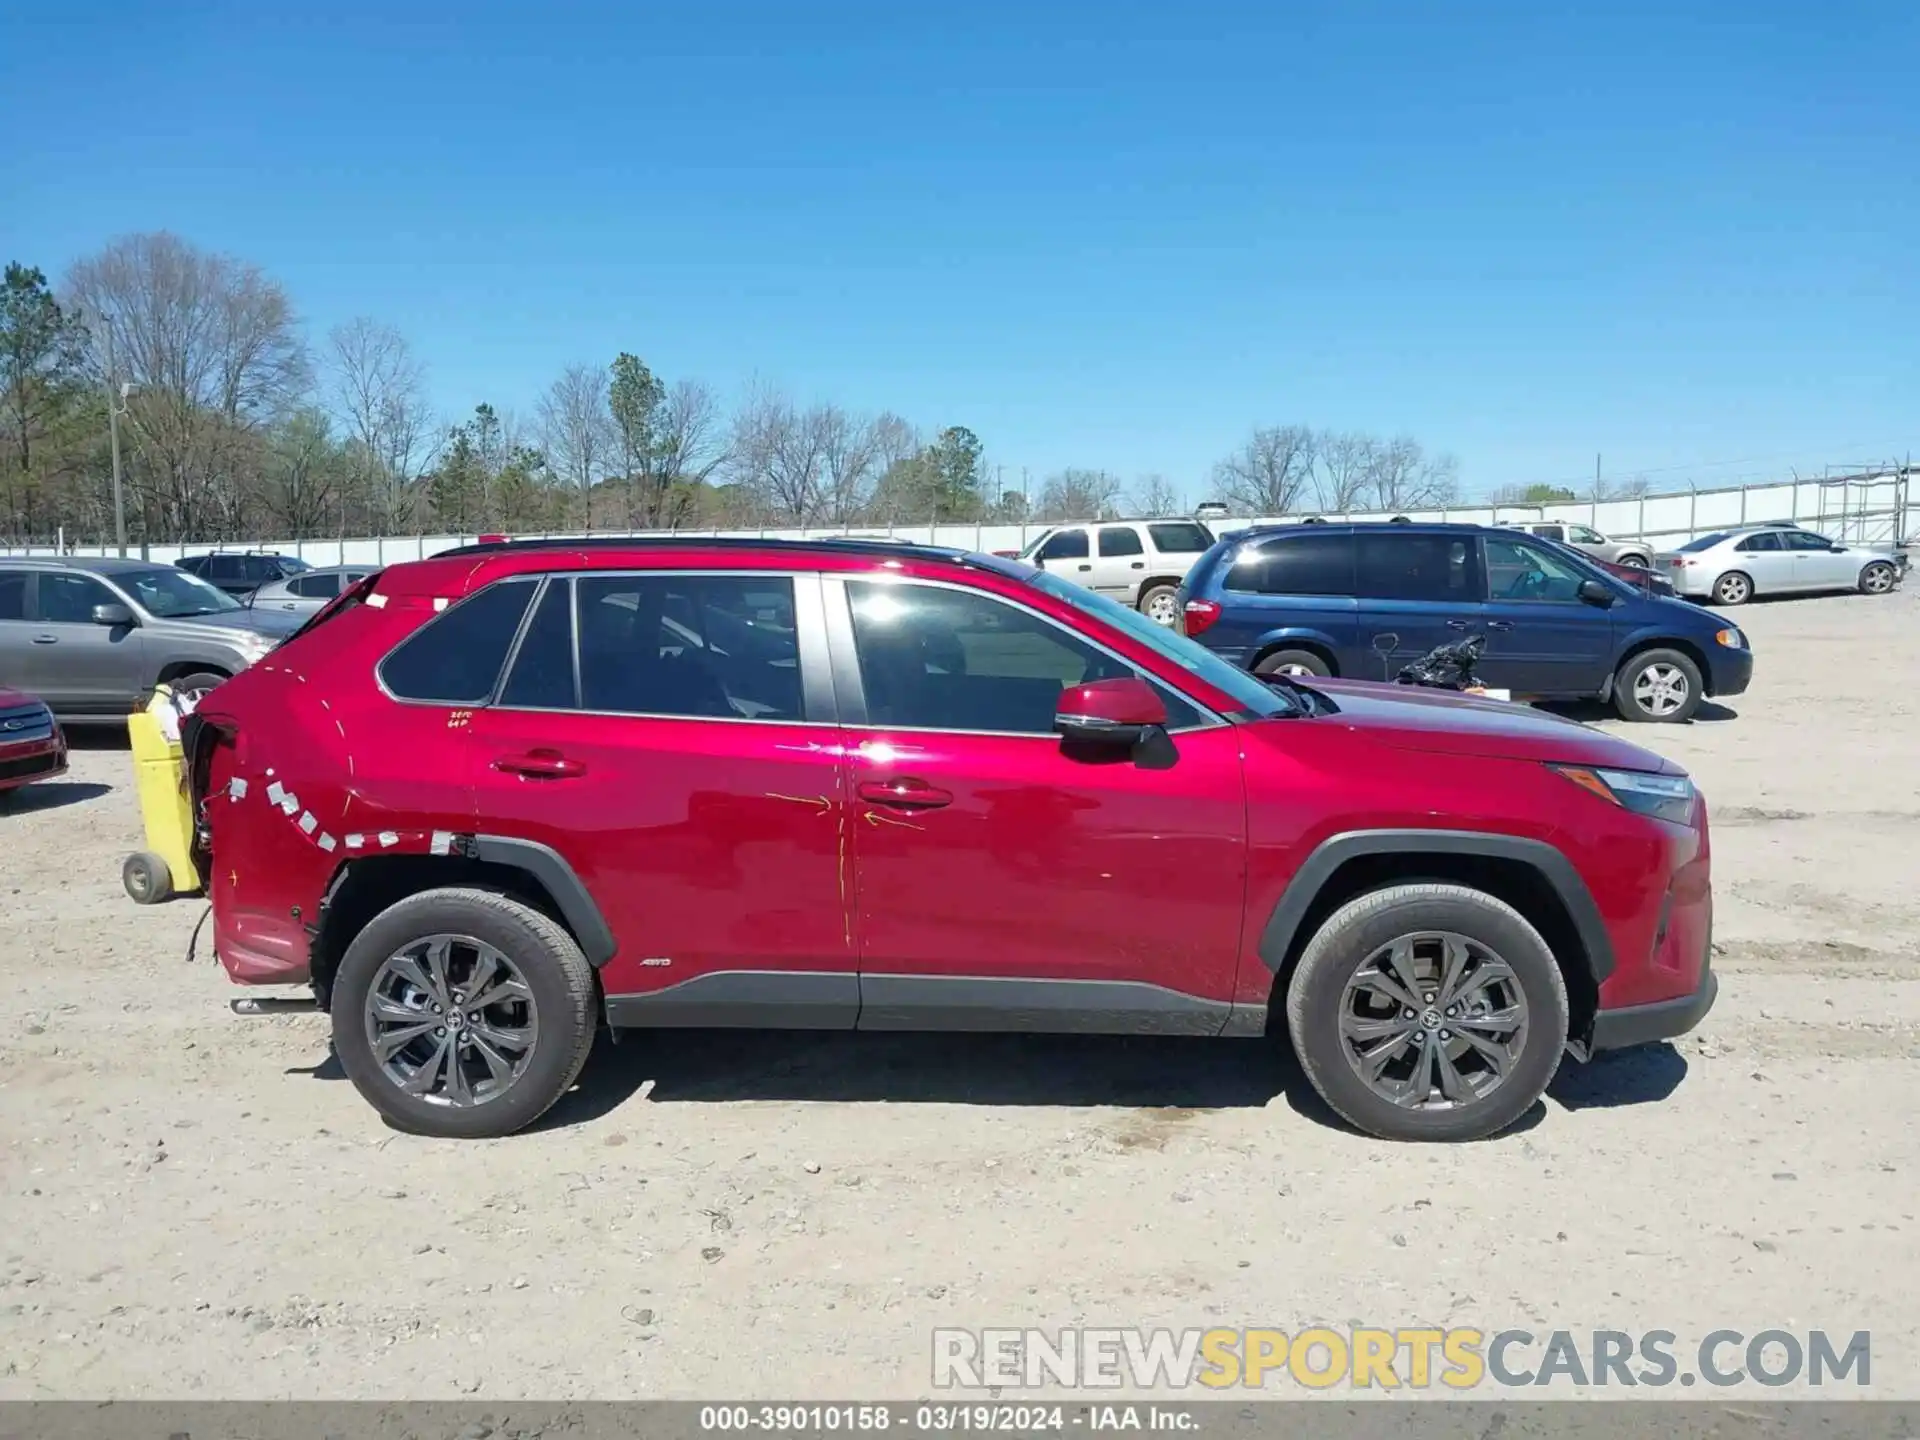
[124,688,201,904]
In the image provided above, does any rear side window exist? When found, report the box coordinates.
[1736,532,1783,553]
[380,579,537,703]
[1097,527,1144,558]
[1355,533,1479,602]
[287,573,342,599]
[499,579,578,709]
[1147,522,1212,553]
[1533,524,1566,542]
[573,574,802,720]
[1227,533,1355,596]
[0,571,26,620]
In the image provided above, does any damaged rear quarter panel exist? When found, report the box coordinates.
[199,599,483,986]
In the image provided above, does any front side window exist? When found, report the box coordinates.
[1736,532,1783,553]
[1355,533,1479,602]
[1569,525,1605,544]
[1097,527,1144,558]
[1146,522,1213,553]
[380,579,537,703]
[1034,529,1089,562]
[848,581,1200,735]
[1228,533,1355,596]
[573,573,801,720]
[36,573,117,623]
[1483,536,1590,602]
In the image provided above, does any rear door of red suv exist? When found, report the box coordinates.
[466,565,857,1021]
[822,571,1250,1032]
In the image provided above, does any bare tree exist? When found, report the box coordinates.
[1313,430,1375,512]
[729,386,829,524]
[1212,425,1317,516]
[641,379,727,527]
[67,232,308,539]
[1364,436,1460,511]
[328,317,434,533]
[813,405,889,524]
[1129,473,1184,517]
[1036,468,1122,522]
[537,363,612,506]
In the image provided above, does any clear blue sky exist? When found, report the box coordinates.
[4,0,1915,500]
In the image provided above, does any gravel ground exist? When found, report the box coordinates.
[2,586,1916,1400]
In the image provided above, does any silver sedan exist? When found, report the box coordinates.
[246,565,381,616]
[1659,526,1905,605]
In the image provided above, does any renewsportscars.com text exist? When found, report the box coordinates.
[932,1327,1872,1391]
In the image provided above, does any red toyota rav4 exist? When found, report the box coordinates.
[184,538,1716,1143]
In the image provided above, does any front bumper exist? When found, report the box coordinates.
[0,737,68,792]
[1706,642,1753,697]
[1588,958,1718,1053]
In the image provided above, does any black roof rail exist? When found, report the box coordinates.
[428,534,973,562]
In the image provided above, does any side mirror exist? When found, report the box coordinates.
[1576,579,1616,607]
[92,602,135,626]
[1055,676,1167,747]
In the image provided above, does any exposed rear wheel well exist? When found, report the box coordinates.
[1252,639,1339,677]
[1267,851,1598,1046]
[309,855,588,1011]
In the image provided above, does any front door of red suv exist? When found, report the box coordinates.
[827,576,1249,1033]
[468,571,857,1022]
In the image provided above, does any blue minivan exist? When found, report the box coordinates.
[1177,522,1753,722]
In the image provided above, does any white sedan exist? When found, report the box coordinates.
[1660,525,1905,605]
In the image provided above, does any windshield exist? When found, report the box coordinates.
[1678,532,1729,553]
[120,566,244,617]
[1027,571,1294,717]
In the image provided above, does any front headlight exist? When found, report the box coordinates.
[235,631,277,661]
[1714,627,1745,649]
[1552,764,1697,825]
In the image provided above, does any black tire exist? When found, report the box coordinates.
[1615,552,1650,570]
[1254,647,1332,678]
[1136,582,1182,628]
[1285,883,1569,1142]
[1711,571,1752,605]
[122,851,174,905]
[331,887,597,1139]
[1858,561,1897,596]
[1612,647,1703,723]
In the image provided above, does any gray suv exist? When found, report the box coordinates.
[0,557,306,724]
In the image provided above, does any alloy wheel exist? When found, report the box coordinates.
[1862,563,1895,595]
[1337,931,1530,1110]
[1716,574,1750,604]
[1143,591,1181,627]
[1633,662,1690,718]
[365,934,539,1108]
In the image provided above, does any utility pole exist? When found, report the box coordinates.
[101,324,129,556]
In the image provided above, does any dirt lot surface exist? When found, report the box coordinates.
[2,587,1916,1401]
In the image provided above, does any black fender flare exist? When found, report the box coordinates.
[470,835,617,966]
[1256,828,1615,984]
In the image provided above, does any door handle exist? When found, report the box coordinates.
[1130,561,1145,569]
[493,749,586,780]
[31,635,57,645]
[857,778,954,810]
[1076,564,1092,572]
[1486,621,1514,632]
[1445,619,1470,630]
